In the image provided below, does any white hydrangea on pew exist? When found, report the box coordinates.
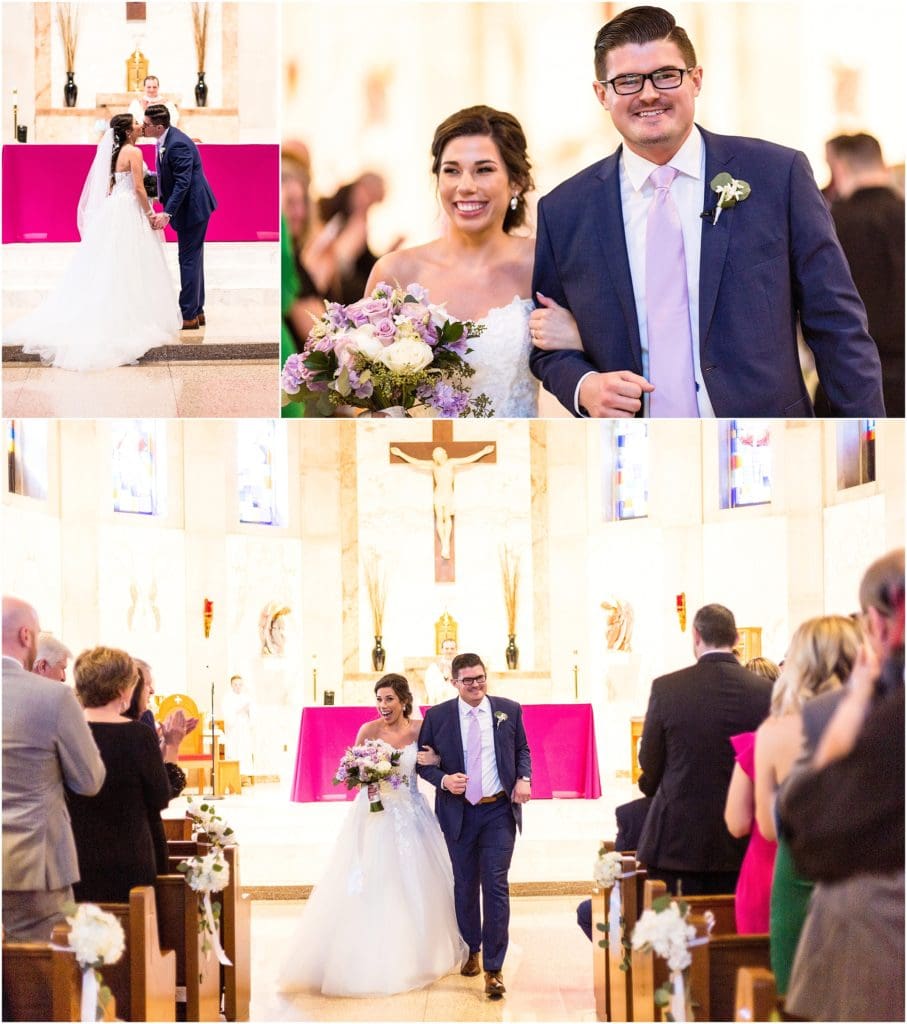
[177,798,236,971]
[63,901,125,1022]
[593,847,623,889]
[631,897,714,1022]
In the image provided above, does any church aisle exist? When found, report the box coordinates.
[2,359,276,417]
[250,895,596,1022]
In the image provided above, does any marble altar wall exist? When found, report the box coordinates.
[2,2,278,142]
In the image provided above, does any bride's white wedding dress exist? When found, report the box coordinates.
[278,742,467,996]
[4,171,181,371]
[463,296,538,417]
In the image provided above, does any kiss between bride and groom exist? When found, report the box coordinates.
[5,105,216,370]
[284,5,884,419]
[279,655,531,1000]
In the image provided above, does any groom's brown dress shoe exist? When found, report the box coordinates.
[461,952,481,977]
[198,311,206,326]
[181,318,200,330]
[484,971,505,999]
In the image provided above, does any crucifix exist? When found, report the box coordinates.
[389,421,496,582]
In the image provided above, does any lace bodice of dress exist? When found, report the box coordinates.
[398,742,419,796]
[110,170,136,197]
[463,296,538,417]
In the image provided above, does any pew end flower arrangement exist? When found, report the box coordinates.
[281,281,493,417]
[62,901,125,1023]
[178,797,236,976]
[593,846,631,969]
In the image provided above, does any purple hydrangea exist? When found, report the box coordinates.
[281,354,306,394]
[426,381,470,417]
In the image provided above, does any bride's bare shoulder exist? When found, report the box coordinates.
[369,243,438,289]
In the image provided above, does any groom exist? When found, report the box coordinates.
[143,104,217,330]
[417,653,531,999]
[529,5,884,418]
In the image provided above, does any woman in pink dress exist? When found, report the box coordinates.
[723,657,780,933]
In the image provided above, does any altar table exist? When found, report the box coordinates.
[2,144,278,243]
[290,703,602,802]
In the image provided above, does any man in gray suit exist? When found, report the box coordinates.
[2,596,105,940]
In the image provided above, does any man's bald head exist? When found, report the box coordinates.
[2,596,41,671]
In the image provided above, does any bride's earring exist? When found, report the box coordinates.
[510,194,519,211]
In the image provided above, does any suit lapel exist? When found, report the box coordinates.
[450,698,466,774]
[487,696,505,781]
[698,127,734,351]
[593,150,644,374]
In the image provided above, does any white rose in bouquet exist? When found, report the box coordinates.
[348,324,384,361]
[379,337,434,373]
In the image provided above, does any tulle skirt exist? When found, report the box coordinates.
[5,190,182,370]
[278,785,467,996]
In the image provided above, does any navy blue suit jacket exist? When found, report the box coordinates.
[417,695,531,841]
[530,127,885,417]
[158,127,217,232]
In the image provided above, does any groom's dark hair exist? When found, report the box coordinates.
[451,653,485,680]
[594,6,697,80]
[144,104,171,128]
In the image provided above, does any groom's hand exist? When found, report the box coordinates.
[512,778,531,804]
[442,772,468,795]
[579,371,654,418]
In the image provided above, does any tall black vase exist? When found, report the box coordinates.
[63,72,78,108]
[371,636,386,672]
[505,634,519,670]
[195,71,209,108]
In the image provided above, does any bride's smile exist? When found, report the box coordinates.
[438,135,513,233]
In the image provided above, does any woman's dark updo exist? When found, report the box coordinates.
[430,105,534,233]
[109,113,135,187]
[374,673,414,719]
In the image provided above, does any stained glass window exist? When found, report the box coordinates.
[112,419,164,515]
[605,422,649,520]
[5,419,49,500]
[723,420,772,508]
[238,420,287,526]
[836,419,876,489]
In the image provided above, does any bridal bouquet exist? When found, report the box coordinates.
[281,281,493,417]
[333,737,406,812]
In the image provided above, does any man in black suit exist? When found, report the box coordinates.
[635,603,772,895]
[143,104,217,330]
[417,653,531,1000]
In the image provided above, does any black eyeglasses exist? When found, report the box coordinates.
[598,67,695,96]
[458,674,486,685]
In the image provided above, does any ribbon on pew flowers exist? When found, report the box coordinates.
[631,897,715,1022]
[62,902,125,1023]
[179,798,237,972]
[593,848,634,971]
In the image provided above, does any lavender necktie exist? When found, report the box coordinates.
[646,164,699,417]
[465,708,483,805]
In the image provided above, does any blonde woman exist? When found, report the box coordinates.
[754,615,860,997]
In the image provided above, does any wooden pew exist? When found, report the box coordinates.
[167,839,252,1021]
[734,966,778,1022]
[154,873,221,1021]
[162,813,193,841]
[683,893,737,935]
[591,841,616,1023]
[62,887,176,1022]
[1,938,115,1021]
[688,915,771,1022]
[628,878,668,1022]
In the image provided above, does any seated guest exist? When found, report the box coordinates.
[779,549,904,1022]
[124,657,197,873]
[576,794,653,941]
[128,75,180,133]
[2,597,105,940]
[32,633,73,683]
[66,647,171,902]
[754,615,860,1000]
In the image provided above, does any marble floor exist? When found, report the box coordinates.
[2,242,279,417]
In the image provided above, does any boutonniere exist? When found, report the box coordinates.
[706,172,751,225]
[494,711,508,729]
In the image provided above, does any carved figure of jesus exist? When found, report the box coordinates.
[389,444,494,559]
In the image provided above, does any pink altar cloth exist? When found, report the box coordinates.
[2,144,279,243]
[290,703,602,802]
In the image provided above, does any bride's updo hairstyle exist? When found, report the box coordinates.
[109,113,136,187]
[375,673,414,719]
[769,615,860,717]
[430,105,534,234]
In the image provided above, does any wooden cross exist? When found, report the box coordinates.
[389,421,496,582]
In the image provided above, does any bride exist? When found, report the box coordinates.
[278,674,467,996]
[364,105,581,417]
[4,113,181,370]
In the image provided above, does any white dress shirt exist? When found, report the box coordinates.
[575,126,716,418]
[458,696,503,798]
